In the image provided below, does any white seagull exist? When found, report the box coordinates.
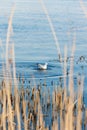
[37,62,48,70]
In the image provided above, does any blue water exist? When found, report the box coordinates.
[0,0,87,60]
[0,0,87,92]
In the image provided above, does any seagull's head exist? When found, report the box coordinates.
[45,62,48,66]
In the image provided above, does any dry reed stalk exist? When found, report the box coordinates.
[52,90,56,112]
[64,96,74,130]
[52,118,58,130]
[0,114,2,128]
[6,82,14,130]
[63,46,67,103]
[34,90,39,113]
[68,32,76,98]
[84,109,87,129]
[38,0,62,62]
[76,76,84,130]
[60,92,64,130]
[2,88,6,130]
[12,44,17,86]
[68,99,74,130]
[22,99,27,130]
[36,102,45,130]
[62,46,68,129]
[52,91,59,130]
[2,68,14,130]
[6,5,15,69]
[65,32,76,130]
[14,87,21,130]
[4,5,16,129]
[12,44,21,130]
[64,98,69,130]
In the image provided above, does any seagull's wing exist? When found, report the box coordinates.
[38,64,44,69]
